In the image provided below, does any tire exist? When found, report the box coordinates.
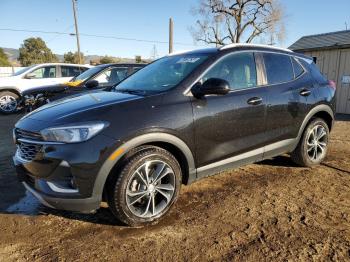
[291,118,329,167]
[0,91,19,114]
[107,146,182,227]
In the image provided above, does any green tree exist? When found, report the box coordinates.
[63,51,84,64]
[99,55,117,64]
[0,48,11,66]
[18,37,58,66]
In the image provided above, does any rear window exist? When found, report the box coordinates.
[61,66,86,77]
[263,53,294,85]
[292,57,304,78]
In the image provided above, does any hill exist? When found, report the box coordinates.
[1,47,149,66]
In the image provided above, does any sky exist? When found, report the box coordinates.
[0,0,349,59]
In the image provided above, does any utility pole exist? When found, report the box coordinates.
[169,18,173,54]
[72,0,82,64]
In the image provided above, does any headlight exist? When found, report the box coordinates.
[40,122,108,143]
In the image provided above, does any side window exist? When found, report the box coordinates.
[202,52,257,90]
[29,66,56,79]
[292,57,304,78]
[263,53,294,84]
[61,66,84,77]
[93,67,128,86]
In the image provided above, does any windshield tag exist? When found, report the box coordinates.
[176,57,200,64]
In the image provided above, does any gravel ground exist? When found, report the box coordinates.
[0,113,349,261]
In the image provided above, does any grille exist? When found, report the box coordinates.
[14,128,44,162]
[15,128,43,141]
[17,142,42,161]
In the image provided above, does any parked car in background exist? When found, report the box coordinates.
[21,63,146,112]
[0,63,91,114]
[13,44,335,226]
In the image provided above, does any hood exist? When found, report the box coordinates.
[0,76,17,86]
[17,91,141,129]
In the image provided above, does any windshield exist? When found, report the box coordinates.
[73,66,104,82]
[115,53,209,92]
[13,66,34,76]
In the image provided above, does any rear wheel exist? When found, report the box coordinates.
[291,118,329,167]
[0,91,19,114]
[107,146,182,226]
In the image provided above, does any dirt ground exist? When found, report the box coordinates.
[0,113,350,262]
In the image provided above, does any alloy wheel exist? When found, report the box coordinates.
[306,124,327,161]
[126,160,176,218]
[0,95,17,112]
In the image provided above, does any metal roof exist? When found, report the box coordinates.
[289,30,350,51]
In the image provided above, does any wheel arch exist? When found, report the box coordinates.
[0,87,22,97]
[297,104,334,140]
[93,133,196,201]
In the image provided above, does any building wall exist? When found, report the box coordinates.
[302,48,350,114]
[0,67,24,78]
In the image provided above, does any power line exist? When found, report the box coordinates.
[0,28,203,47]
[46,25,74,43]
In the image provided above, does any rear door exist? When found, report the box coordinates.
[262,52,313,156]
[192,52,268,175]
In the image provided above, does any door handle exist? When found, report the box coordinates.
[300,89,311,96]
[247,97,263,105]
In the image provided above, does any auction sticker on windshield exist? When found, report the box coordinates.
[176,57,201,63]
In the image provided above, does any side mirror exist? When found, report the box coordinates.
[25,73,36,79]
[85,80,99,89]
[191,78,230,98]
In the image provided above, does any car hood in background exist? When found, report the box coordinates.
[0,76,19,87]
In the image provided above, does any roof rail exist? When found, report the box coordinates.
[220,43,293,53]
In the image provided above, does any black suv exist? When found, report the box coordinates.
[13,44,336,226]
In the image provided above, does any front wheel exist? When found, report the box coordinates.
[107,146,182,226]
[291,118,329,167]
[0,91,19,114]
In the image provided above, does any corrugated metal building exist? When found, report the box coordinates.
[289,30,350,114]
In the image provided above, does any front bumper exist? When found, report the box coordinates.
[14,156,101,213]
[12,133,119,213]
[22,181,99,213]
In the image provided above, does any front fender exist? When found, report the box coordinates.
[91,132,196,199]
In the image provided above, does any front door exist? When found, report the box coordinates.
[21,65,58,91]
[191,52,268,176]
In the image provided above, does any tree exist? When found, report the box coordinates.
[64,51,85,64]
[0,48,11,66]
[18,37,58,66]
[190,0,285,46]
[99,55,118,64]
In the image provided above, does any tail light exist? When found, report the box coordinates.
[328,80,336,90]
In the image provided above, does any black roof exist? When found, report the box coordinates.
[289,30,350,51]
